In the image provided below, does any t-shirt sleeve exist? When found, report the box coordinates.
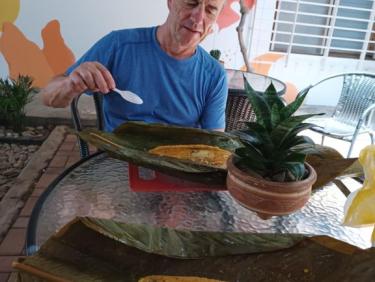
[200,68,228,130]
[65,31,118,75]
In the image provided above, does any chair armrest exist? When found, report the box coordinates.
[361,103,375,120]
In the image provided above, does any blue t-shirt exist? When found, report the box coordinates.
[67,27,228,132]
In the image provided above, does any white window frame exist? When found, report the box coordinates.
[270,0,375,65]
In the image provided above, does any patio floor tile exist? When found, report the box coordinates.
[0,257,20,273]
[19,197,39,217]
[48,155,68,168]
[0,273,9,282]
[12,218,29,229]
[35,173,59,189]
[0,229,26,255]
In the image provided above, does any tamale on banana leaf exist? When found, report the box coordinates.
[78,122,243,185]
[14,217,375,281]
[78,122,362,187]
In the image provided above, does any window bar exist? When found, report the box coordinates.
[271,0,282,50]
[285,0,301,67]
[281,0,373,12]
[272,30,375,44]
[359,0,375,63]
[275,9,372,23]
[323,0,339,58]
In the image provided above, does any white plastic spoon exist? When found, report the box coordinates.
[113,88,143,104]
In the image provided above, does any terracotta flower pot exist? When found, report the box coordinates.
[226,156,317,219]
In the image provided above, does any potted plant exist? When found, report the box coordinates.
[209,49,224,67]
[226,77,321,219]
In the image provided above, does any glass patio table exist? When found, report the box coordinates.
[226,68,286,95]
[26,152,372,255]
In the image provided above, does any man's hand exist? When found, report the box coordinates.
[42,62,116,108]
[69,62,116,94]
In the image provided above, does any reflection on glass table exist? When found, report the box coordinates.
[226,69,286,95]
[26,152,372,255]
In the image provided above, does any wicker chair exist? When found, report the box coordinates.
[225,69,286,131]
[303,73,375,157]
[71,93,103,158]
[225,89,256,131]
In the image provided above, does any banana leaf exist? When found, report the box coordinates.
[13,217,375,281]
[78,122,362,187]
[306,145,362,190]
[78,122,243,185]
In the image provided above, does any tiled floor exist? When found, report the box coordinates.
[0,129,372,281]
[0,133,94,281]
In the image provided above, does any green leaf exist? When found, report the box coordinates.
[281,162,306,180]
[235,143,265,162]
[264,83,285,113]
[287,135,315,148]
[280,88,310,120]
[271,116,319,147]
[239,122,272,145]
[285,152,306,163]
[277,122,318,150]
[243,76,272,130]
[271,103,281,127]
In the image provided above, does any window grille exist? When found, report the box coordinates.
[270,0,375,61]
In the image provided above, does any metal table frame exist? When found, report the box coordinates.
[26,151,102,255]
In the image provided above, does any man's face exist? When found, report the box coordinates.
[167,0,225,48]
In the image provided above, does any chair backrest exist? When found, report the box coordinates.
[330,73,375,127]
[225,89,256,131]
[71,93,103,158]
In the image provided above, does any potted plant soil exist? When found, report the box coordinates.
[226,78,321,219]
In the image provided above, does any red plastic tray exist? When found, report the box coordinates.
[128,164,226,192]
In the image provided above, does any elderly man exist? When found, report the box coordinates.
[42,0,227,132]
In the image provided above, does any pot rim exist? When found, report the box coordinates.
[227,155,317,188]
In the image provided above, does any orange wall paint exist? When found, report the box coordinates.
[42,20,75,75]
[0,22,54,87]
[217,0,256,30]
[251,53,285,76]
[250,53,299,104]
[0,20,75,88]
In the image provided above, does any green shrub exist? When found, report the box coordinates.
[209,49,221,61]
[0,75,35,133]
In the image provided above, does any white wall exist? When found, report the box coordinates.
[1,0,374,106]
[15,0,168,59]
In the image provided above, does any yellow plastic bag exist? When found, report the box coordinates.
[343,145,375,246]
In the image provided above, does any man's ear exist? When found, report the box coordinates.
[167,0,172,10]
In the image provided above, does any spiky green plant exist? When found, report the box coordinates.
[233,77,322,182]
[0,75,35,132]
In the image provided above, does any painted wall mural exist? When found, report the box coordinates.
[0,0,296,100]
[251,53,298,104]
[216,0,255,30]
[0,2,74,87]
